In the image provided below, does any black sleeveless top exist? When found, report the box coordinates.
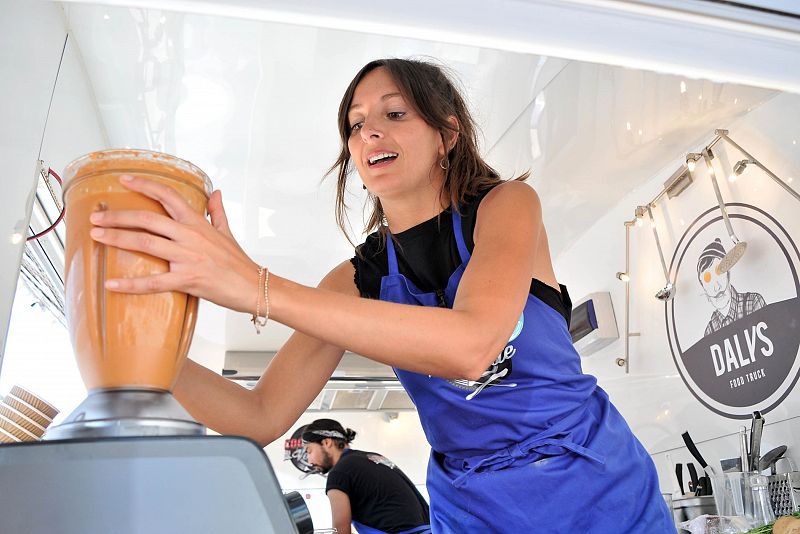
[350,188,572,326]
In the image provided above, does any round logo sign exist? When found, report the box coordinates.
[666,203,800,419]
[283,424,315,474]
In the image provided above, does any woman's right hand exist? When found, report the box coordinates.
[89,174,262,314]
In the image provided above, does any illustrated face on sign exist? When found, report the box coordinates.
[699,258,731,304]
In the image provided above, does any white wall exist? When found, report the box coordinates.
[0,0,64,363]
[554,91,800,495]
[0,0,108,410]
[263,411,430,531]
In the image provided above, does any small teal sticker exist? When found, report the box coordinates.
[509,313,524,342]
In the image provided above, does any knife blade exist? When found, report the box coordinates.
[681,431,717,476]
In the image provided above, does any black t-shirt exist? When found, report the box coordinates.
[325,449,429,532]
[350,187,572,325]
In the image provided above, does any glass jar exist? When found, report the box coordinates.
[62,149,211,390]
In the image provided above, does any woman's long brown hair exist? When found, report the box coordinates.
[328,58,528,246]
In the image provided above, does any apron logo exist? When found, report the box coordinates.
[666,203,800,419]
[509,313,524,342]
[448,314,523,400]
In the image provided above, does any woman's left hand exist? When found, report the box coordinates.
[89,174,260,314]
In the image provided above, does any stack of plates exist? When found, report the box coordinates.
[0,385,59,443]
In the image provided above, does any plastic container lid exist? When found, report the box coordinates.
[62,149,213,199]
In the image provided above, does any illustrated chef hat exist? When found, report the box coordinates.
[302,419,357,446]
[697,238,727,277]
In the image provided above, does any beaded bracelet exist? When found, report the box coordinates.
[251,266,268,334]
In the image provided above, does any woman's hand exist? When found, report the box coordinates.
[89,174,260,314]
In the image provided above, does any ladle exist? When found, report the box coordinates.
[702,149,747,274]
[758,445,787,474]
[646,206,675,301]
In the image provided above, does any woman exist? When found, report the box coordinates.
[89,58,674,532]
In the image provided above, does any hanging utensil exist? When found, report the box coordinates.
[748,411,764,472]
[739,426,750,473]
[758,445,787,474]
[646,205,675,301]
[676,463,685,495]
[702,149,747,274]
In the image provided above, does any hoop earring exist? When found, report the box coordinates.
[439,157,449,170]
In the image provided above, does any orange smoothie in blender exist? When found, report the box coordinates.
[62,150,211,391]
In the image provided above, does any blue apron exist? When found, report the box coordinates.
[379,208,674,533]
[351,521,432,534]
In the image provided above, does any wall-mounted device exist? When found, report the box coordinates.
[569,292,619,357]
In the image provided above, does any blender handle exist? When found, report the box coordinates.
[94,202,109,356]
[175,296,198,372]
[174,204,205,374]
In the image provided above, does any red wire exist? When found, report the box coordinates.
[26,168,66,242]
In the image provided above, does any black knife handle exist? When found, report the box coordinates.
[682,431,709,469]
[699,475,712,496]
[687,463,699,493]
[676,463,685,495]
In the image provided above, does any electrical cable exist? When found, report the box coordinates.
[26,168,65,242]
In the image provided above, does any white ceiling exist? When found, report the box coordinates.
[57,2,781,355]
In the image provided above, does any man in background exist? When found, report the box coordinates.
[302,418,431,534]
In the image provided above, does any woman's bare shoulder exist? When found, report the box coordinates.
[481,179,540,205]
[475,180,542,233]
[318,259,360,297]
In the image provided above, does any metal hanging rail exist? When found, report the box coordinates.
[615,128,800,373]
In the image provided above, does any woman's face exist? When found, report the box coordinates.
[346,67,446,200]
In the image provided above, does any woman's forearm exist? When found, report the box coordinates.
[173,360,278,444]
[174,326,348,446]
[262,183,539,381]
[268,274,519,381]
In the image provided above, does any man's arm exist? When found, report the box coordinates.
[327,489,352,533]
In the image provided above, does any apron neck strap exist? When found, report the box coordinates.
[385,232,400,275]
[452,207,471,263]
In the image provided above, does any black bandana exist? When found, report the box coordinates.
[301,418,352,444]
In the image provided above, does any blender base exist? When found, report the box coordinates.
[45,388,205,440]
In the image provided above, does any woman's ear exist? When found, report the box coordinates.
[445,116,459,151]
[439,116,460,157]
